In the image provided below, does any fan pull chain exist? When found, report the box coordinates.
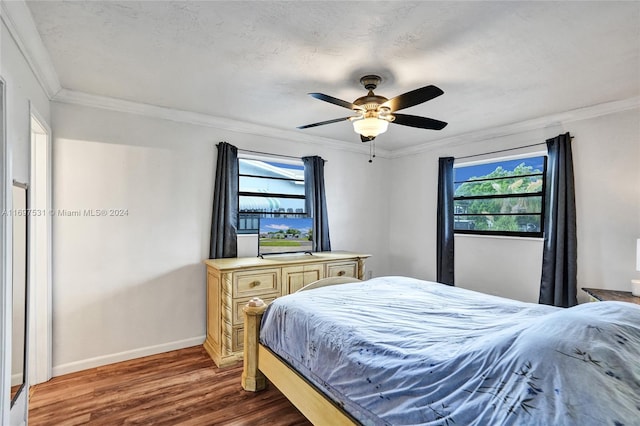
[368,140,376,163]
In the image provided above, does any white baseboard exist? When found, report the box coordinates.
[51,335,206,377]
[11,372,23,387]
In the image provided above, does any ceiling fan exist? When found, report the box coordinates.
[297,75,447,143]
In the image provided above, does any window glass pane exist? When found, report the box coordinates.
[239,158,304,180]
[454,196,542,215]
[238,211,308,233]
[238,213,262,233]
[455,157,545,184]
[454,215,541,233]
[455,158,544,196]
[239,195,305,214]
[455,176,543,196]
[239,175,305,196]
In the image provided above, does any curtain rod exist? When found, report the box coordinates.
[236,148,300,160]
[455,142,546,160]
[228,147,306,162]
[232,146,328,163]
[455,136,574,161]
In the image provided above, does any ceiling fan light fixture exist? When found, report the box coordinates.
[299,75,446,143]
[352,117,389,138]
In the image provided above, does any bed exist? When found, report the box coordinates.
[241,276,640,425]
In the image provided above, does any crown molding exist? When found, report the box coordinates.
[53,89,639,161]
[52,88,392,158]
[1,0,61,99]
[389,96,640,158]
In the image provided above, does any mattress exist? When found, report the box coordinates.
[260,276,640,425]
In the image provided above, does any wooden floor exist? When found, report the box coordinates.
[29,346,311,425]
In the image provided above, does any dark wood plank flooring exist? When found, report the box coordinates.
[29,346,311,425]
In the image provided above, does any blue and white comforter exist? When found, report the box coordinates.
[260,276,640,425]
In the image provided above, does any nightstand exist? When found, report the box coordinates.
[581,287,640,305]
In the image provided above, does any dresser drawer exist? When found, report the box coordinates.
[233,296,278,326]
[326,261,357,278]
[233,269,281,298]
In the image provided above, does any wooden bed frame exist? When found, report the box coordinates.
[241,277,361,425]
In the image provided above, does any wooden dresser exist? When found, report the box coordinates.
[203,251,370,367]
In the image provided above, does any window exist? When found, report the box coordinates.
[238,157,306,234]
[453,156,546,237]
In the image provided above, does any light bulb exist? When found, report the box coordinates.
[353,118,389,138]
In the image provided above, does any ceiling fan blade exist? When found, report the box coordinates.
[308,93,363,110]
[381,85,444,112]
[360,135,376,143]
[297,116,353,129]
[392,113,448,130]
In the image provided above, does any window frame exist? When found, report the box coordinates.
[453,154,547,238]
[237,154,307,235]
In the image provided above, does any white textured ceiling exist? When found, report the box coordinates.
[25,1,640,150]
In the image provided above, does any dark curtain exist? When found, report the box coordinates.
[209,142,238,259]
[437,157,455,285]
[539,132,577,307]
[302,156,331,252]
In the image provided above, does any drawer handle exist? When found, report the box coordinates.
[337,270,345,276]
[249,280,261,287]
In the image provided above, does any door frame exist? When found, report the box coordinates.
[29,104,52,385]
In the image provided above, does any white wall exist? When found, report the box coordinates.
[572,110,640,295]
[389,108,640,304]
[1,15,51,426]
[455,235,543,302]
[50,101,391,374]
